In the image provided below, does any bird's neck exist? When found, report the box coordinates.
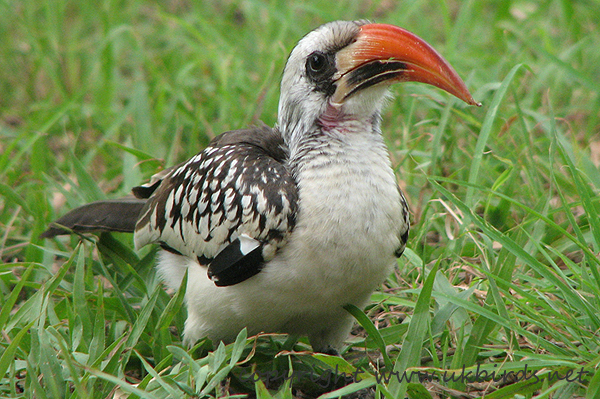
[285,115,399,240]
[286,112,386,173]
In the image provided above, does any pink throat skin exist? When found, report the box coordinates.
[317,104,350,132]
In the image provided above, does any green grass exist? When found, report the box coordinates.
[1,0,599,397]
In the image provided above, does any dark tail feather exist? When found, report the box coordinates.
[41,198,147,239]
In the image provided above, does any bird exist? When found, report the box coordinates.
[42,20,478,353]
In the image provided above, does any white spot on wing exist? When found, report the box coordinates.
[224,188,235,208]
[165,191,174,219]
[239,234,260,255]
[241,195,252,213]
[200,215,210,240]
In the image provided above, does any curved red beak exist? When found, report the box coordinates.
[333,23,480,106]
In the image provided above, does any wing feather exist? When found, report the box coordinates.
[133,126,298,283]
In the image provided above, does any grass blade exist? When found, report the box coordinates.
[466,63,524,207]
[388,264,438,398]
[344,304,392,369]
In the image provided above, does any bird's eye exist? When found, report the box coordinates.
[305,51,335,95]
[307,52,327,73]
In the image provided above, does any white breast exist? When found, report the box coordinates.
[274,127,403,303]
[178,123,406,350]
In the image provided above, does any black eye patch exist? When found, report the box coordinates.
[305,51,337,97]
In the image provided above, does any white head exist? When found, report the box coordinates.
[276,20,479,146]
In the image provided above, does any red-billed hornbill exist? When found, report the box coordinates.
[43,20,478,353]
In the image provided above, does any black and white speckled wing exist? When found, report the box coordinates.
[395,188,410,258]
[133,125,298,286]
